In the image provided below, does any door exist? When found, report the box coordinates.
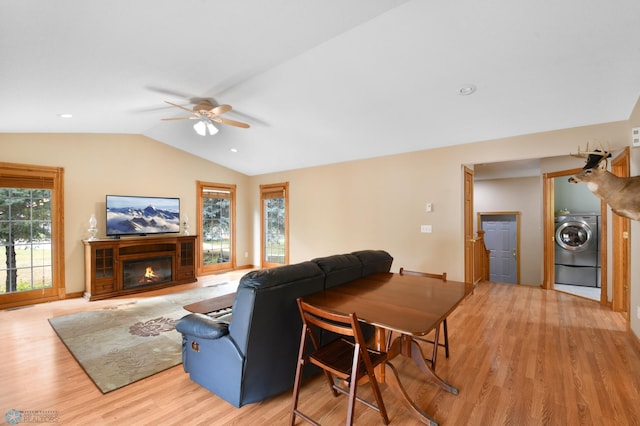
[197,181,235,274]
[260,182,289,267]
[0,163,65,309]
[481,214,518,284]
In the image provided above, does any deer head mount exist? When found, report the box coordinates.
[568,145,640,221]
[569,143,612,169]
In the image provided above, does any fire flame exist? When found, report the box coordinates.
[140,266,159,283]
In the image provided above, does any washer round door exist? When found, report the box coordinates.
[555,220,593,252]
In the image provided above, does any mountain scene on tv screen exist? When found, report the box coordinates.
[107,205,180,235]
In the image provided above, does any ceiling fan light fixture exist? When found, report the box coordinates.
[193,120,218,136]
[206,121,218,135]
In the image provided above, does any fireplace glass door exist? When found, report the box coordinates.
[122,257,173,290]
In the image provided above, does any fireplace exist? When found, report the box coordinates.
[122,256,173,290]
[84,235,197,301]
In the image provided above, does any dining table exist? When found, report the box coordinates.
[301,271,472,425]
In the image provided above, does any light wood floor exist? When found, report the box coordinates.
[1,276,639,426]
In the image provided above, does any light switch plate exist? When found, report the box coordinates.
[633,127,640,147]
[420,225,432,233]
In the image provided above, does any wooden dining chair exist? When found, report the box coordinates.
[398,267,450,369]
[290,298,390,426]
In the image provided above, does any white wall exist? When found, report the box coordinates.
[0,133,252,295]
[2,101,638,342]
[251,120,631,279]
[250,116,637,340]
[554,177,600,214]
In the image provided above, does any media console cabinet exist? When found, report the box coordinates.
[83,235,197,300]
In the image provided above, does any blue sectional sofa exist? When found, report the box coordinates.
[175,250,393,407]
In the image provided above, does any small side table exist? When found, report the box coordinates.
[183,292,236,314]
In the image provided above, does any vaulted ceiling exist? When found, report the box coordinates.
[2,1,640,175]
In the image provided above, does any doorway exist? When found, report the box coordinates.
[542,168,608,304]
[197,181,236,275]
[0,163,65,310]
[479,213,520,284]
[260,182,289,268]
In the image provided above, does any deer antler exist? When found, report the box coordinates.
[570,142,612,157]
[570,142,611,168]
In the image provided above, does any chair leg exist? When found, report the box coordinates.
[290,357,305,424]
[443,318,449,358]
[367,368,390,424]
[346,369,358,426]
[291,328,307,426]
[431,324,441,370]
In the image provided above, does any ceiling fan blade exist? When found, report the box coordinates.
[212,116,250,128]
[164,101,195,114]
[161,116,193,121]
[211,104,232,115]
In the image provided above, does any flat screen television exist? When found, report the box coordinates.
[106,195,181,237]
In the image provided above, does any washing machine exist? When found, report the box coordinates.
[554,214,600,287]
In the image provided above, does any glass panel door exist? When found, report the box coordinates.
[197,182,235,274]
[261,182,288,267]
[0,188,53,294]
[0,163,64,309]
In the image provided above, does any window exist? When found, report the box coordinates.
[0,163,64,309]
[260,182,289,267]
[197,181,235,274]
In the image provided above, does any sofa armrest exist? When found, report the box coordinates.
[176,313,230,339]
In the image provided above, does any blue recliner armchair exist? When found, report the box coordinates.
[175,250,393,407]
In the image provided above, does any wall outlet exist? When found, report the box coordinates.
[244,251,249,258]
[637,306,640,320]
[420,225,432,233]
[633,127,640,147]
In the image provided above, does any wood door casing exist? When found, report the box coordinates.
[464,166,474,285]
[611,148,630,318]
[543,168,608,304]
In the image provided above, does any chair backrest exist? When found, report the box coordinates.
[293,299,389,425]
[297,299,370,360]
[399,267,447,281]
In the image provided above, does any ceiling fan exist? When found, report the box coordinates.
[161,100,250,135]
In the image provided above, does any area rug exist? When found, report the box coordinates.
[48,283,236,393]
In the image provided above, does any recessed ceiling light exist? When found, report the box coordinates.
[457,84,477,96]
[230,148,238,153]
[58,113,73,119]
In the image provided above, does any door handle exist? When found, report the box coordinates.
[512,249,517,257]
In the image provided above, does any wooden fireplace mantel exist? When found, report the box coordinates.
[83,235,197,300]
